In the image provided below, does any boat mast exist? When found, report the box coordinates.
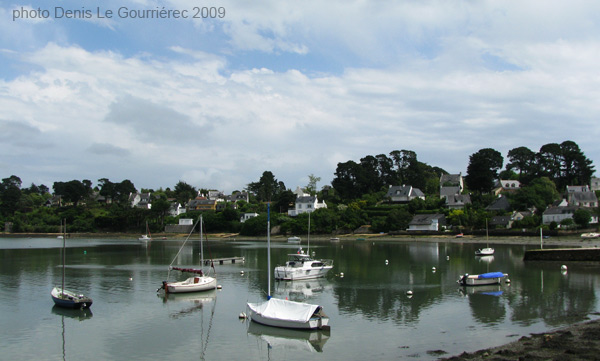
[62,219,66,296]
[307,212,311,254]
[267,203,271,299]
[200,215,204,272]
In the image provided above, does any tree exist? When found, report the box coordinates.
[331,161,362,201]
[53,179,92,207]
[305,174,321,196]
[247,171,286,202]
[465,148,503,193]
[510,177,560,213]
[0,175,22,216]
[558,140,595,189]
[506,146,537,183]
[573,208,591,228]
[174,181,197,206]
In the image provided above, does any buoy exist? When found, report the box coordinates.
[561,265,568,271]
[446,256,450,260]
[84,251,87,254]
[240,270,245,275]
[406,290,413,295]
[129,277,133,281]
[432,267,436,272]
[239,312,247,319]
[339,272,344,278]
[385,260,389,265]
[505,279,511,283]
[217,285,222,289]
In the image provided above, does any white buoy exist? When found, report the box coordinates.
[406,290,413,295]
[217,285,222,289]
[239,312,247,319]
[446,256,450,261]
[339,272,344,278]
[129,277,133,281]
[432,267,436,272]
[240,270,245,275]
[385,259,389,265]
[561,265,568,271]
[505,279,511,283]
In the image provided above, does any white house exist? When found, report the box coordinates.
[240,212,259,222]
[288,196,327,216]
[407,214,446,231]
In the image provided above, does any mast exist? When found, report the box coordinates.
[61,219,66,296]
[267,203,271,299]
[307,212,311,254]
[200,215,204,272]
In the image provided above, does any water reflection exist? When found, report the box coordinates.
[273,279,332,302]
[158,289,217,319]
[247,322,330,353]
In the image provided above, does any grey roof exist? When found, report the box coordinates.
[296,196,317,203]
[386,185,424,198]
[440,174,461,185]
[570,192,598,203]
[446,194,471,206]
[486,196,511,211]
[440,186,461,197]
[543,206,579,215]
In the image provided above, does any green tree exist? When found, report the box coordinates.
[247,171,286,202]
[510,177,560,213]
[465,148,503,193]
[305,174,321,196]
[506,146,537,183]
[53,179,92,207]
[174,181,197,206]
[573,208,591,228]
[0,175,23,216]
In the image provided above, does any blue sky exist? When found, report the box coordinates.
[2,1,600,193]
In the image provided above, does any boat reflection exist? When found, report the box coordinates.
[247,321,330,352]
[51,305,93,320]
[273,279,331,301]
[459,285,503,297]
[158,289,217,319]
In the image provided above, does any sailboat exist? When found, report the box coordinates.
[51,219,93,309]
[274,212,333,281]
[139,221,152,241]
[159,215,216,293]
[475,219,494,256]
[246,204,330,330]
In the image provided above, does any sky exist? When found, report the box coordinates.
[1,1,600,194]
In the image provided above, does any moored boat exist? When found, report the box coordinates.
[287,236,301,243]
[51,287,93,309]
[274,249,333,281]
[581,232,600,239]
[457,271,508,286]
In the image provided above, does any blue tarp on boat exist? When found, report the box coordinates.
[477,272,505,279]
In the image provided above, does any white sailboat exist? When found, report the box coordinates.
[475,219,494,256]
[139,221,152,241]
[51,219,93,309]
[159,215,216,294]
[246,204,330,330]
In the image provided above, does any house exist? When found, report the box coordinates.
[512,210,533,222]
[444,194,471,210]
[228,192,249,203]
[188,197,217,211]
[490,215,512,229]
[168,201,185,217]
[386,185,425,203]
[542,205,579,225]
[407,214,446,231]
[440,173,464,192]
[164,218,194,233]
[493,180,521,196]
[207,190,225,201]
[130,192,152,209]
[566,185,598,207]
[240,212,259,223]
[591,177,600,191]
[288,195,327,216]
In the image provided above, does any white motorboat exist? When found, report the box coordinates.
[457,272,508,286]
[475,247,495,256]
[159,215,216,294]
[581,232,600,239]
[274,250,333,281]
[246,204,330,330]
[287,236,301,243]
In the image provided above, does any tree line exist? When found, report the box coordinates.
[0,140,597,236]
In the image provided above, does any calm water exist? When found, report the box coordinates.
[2,236,600,360]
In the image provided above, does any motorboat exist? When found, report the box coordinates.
[581,232,600,239]
[274,249,333,281]
[287,236,301,243]
[457,271,508,286]
[475,247,495,256]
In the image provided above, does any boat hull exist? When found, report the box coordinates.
[457,272,507,287]
[51,287,93,309]
[274,265,333,281]
[246,299,329,330]
[165,276,216,293]
[475,247,495,256]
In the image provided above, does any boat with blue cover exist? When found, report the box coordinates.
[457,271,508,286]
